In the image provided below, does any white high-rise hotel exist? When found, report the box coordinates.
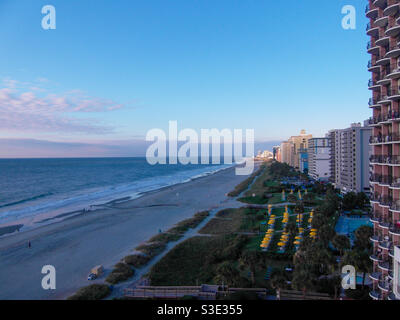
[329,123,372,194]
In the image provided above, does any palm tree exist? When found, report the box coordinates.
[214,262,242,287]
[239,251,262,286]
[270,270,287,300]
[292,266,314,299]
[354,225,373,252]
[342,249,371,288]
[332,234,351,256]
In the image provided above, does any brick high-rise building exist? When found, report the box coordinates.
[366,0,400,300]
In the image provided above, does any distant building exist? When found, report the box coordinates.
[256,150,273,160]
[298,148,309,174]
[279,130,312,170]
[329,122,372,194]
[272,146,281,162]
[280,141,292,165]
[308,137,330,181]
[288,130,313,169]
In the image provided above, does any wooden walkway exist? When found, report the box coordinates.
[279,290,333,300]
[124,285,268,300]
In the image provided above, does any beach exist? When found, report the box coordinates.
[0,164,256,300]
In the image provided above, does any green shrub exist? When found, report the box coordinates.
[228,166,264,197]
[124,254,151,268]
[67,284,110,300]
[106,262,134,284]
[136,242,167,258]
[148,232,182,244]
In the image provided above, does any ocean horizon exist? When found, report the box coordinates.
[0,157,234,228]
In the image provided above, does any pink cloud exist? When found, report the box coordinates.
[0,79,126,134]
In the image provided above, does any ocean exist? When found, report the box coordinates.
[0,158,233,227]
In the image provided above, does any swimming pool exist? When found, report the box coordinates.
[335,216,372,235]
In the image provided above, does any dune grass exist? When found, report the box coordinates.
[227,165,265,197]
[67,284,111,300]
[105,262,135,285]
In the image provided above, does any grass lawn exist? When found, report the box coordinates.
[199,208,265,235]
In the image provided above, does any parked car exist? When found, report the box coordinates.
[87,273,97,281]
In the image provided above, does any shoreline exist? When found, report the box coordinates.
[0,164,237,238]
[0,163,259,300]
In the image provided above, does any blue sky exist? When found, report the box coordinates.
[0,0,370,155]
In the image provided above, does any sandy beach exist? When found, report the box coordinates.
[0,164,257,300]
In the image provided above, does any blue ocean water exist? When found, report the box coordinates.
[0,158,233,225]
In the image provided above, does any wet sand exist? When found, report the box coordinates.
[0,165,256,300]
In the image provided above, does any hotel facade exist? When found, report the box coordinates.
[328,123,372,194]
[366,0,400,300]
[280,130,312,170]
[308,137,331,181]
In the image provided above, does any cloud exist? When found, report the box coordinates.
[0,138,150,158]
[0,79,126,134]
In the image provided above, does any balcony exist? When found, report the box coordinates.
[366,4,380,19]
[370,154,400,165]
[386,22,400,36]
[370,214,381,223]
[377,93,391,104]
[369,97,380,107]
[368,110,400,125]
[385,44,400,58]
[379,240,392,249]
[370,272,381,281]
[375,53,390,66]
[388,67,400,79]
[368,79,381,90]
[369,290,382,300]
[367,22,380,37]
[370,234,382,242]
[391,177,400,188]
[375,36,391,47]
[369,174,393,188]
[378,281,391,292]
[374,0,387,7]
[388,292,400,300]
[390,202,400,212]
[378,260,392,271]
[389,225,400,235]
[370,133,400,144]
[367,116,381,126]
[368,60,381,72]
[388,89,400,99]
[370,254,381,262]
[376,15,389,27]
[368,41,380,55]
[383,3,399,16]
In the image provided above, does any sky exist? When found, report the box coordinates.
[0,0,371,157]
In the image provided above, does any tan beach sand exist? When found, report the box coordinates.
[0,164,257,300]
